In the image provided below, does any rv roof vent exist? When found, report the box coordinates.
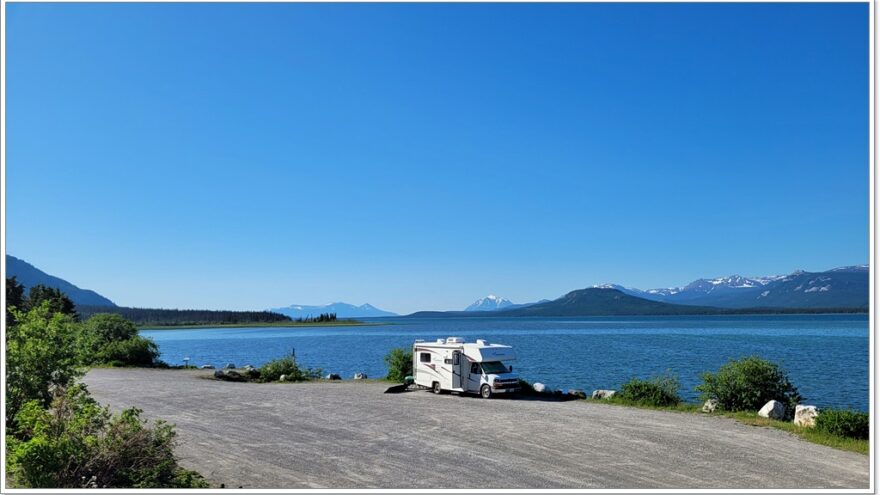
[446,337,464,344]
[476,339,488,346]
[436,338,446,344]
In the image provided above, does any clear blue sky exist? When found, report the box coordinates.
[6,3,869,314]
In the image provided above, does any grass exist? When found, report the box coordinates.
[722,411,869,455]
[138,319,377,330]
[586,397,700,413]
[584,397,868,455]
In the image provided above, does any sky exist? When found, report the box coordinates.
[5,3,870,314]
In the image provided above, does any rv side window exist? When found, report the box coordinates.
[419,352,431,363]
[471,363,480,374]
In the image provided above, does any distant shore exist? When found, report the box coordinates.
[139,320,378,330]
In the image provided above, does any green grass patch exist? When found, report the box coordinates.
[722,411,868,455]
[586,397,701,413]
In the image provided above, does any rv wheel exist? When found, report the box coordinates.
[432,382,442,394]
[480,385,492,399]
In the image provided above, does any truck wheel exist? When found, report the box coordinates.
[432,382,442,394]
[480,385,492,399]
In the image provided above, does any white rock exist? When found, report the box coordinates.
[591,389,617,400]
[794,405,819,427]
[353,372,367,380]
[279,374,287,382]
[533,382,548,393]
[758,400,785,419]
[702,399,719,413]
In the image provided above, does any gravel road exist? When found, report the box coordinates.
[83,368,869,489]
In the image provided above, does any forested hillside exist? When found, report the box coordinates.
[78,306,292,326]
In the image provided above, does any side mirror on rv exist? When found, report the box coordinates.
[509,365,513,372]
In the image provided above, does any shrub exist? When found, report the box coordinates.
[257,356,321,382]
[617,373,682,407]
[93,338,160,367]
[6,304,83,428]
[82,313,138,342]
[384,348,413,382]
[79,314,160,367]
[697,356,801,415]
[7,385,209,488]
[815,409,869,439]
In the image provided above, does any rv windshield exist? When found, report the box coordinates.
[481,361,509,374]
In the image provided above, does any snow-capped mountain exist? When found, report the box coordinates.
[631,266,867,309]
[270,302,398,318]
[827,264,869,273]
[464,295,515,311]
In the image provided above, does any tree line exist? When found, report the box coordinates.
[293,312,337,323]
[77,306,293,326]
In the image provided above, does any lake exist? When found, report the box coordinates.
[142,314,870,410]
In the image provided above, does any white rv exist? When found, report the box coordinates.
[412,337,520,398]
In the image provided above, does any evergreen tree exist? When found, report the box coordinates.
[26,285,78,321]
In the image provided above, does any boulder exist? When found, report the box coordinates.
[326,373,342,380]
[200,364,215,369]
[353,373,367,380]
[279,374,287,382]
[214,369,245,382]
[567,389,587,399]
[758,400,785,420]
[243,364,255,371]
[244,368,260,379]
[224,363,236,369]
[591,389,616,400]
[794,405,819,427]
[702,399,719,413]
[532,382,548,393]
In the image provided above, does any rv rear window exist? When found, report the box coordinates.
[420,352,431,363]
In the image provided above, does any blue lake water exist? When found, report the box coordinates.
[142,314,870,410]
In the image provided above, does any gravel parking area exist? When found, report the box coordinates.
[84,368,869,489]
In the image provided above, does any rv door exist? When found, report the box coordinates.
[452,351,462,389]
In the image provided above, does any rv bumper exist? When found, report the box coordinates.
[491,383,520,393]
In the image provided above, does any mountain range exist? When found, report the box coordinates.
[422,265,868,317]
[4,255,868,318]
[6,255,116,307]
[269,302,398,318]
[596,265,869,309]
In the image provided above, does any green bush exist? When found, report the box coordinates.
[93,338,160,367]
[7,385,208,488]
[257,356,321,382]
[80,314,160,367]
[384,348,413,382]
[6,304,83,428]
[815,409,869,440]
[696,356,801,415]
[617,373,681,407]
